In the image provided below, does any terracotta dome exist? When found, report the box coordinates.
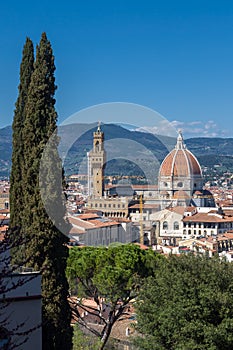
[159,131,202,178]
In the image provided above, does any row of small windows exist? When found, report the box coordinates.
[0,194,9,198]
[183,223,216,228]
[162,221,179,230]
[163,221,222,231]
[183,229,213,235]
[90,203,125,209]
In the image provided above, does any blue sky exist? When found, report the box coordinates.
[0,0,233,137]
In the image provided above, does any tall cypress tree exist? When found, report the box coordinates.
[22,32,72,350]
[10,37,34,234]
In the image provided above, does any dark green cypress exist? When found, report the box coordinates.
[22,32,72,350]
[10,37,34,237]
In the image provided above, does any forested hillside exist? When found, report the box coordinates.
[1,123,233,181]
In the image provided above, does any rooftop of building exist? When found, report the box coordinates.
[183,210,233,223]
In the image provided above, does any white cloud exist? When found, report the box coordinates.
[136,119,229,138]
[135,119,177,137]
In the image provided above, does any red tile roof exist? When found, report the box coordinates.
[134,243,149,250]
[183,212,233,223]
[168,206,186,215]
[68,216,94,229]
[77,213,100,220]
[88,220,120,228]
[159,149,201,177]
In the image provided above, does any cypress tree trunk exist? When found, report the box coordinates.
[10,37,34,262]
[22,32,73,350]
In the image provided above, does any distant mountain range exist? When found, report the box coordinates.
[1,123,233,180]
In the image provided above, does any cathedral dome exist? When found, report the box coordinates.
[159,131,202,178]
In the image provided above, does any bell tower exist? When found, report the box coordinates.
[87,123,106,197]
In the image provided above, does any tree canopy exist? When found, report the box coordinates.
[67,244,160,349]
[135,254,233,350]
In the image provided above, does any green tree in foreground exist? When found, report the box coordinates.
[72,325,102,350]
[10,37,34,261]
[21,32,72,350]
[135,254,233,350]
[67,244,160,349]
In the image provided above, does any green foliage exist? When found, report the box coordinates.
[72,325,102,350]
[67,244,159,349]
[67,244,155,302]
[10,37,34,259]
[135,254,233,350]
[72,325,118,350]
[12,33,73,350]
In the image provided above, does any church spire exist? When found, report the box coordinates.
[97,121,101,133]
[176,129,186,150]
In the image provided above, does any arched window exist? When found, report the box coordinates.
[163,221,168,230]
[95,140,100,151]
[174,221,179,230]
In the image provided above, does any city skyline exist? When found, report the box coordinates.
[0,1,233,137]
